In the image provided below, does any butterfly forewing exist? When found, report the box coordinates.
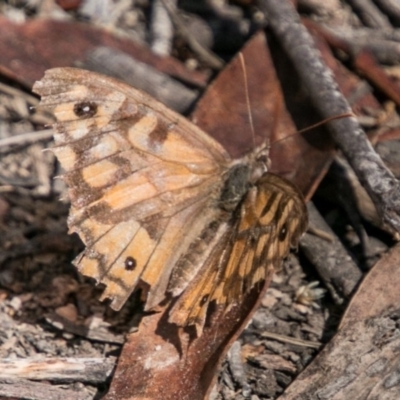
[33,68,230,311]
[33,67,308,336]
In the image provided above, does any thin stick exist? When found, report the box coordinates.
[260,331,321,349]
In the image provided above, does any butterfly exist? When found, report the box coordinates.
[33,67,308,336]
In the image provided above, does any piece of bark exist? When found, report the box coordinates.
[0,378,95,400]
[0,357,115,383]
[150,0,175,56]
[45,313,124,344]
[259,0,400,233]
[246,352,297,373]
[279,243,400,400]
[300,202,363,302]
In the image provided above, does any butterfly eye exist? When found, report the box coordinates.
[73,101,98,118]
[124,256,137,271]
[256,154,268,164]
[279,224,288,242]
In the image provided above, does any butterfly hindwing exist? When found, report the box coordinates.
[169,173,308,334]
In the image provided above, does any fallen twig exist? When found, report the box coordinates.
[300,202,363,303]
[0,129,54,150]
[347,0,392,28]
[374,0,400,23]
[0,357,115,383]
[150,0,175,56]
[0,378,95,400]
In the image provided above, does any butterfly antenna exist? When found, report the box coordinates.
[239,53,256,149]
[271,112,353,146]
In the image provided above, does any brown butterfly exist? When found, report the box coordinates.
[33,67,308,336]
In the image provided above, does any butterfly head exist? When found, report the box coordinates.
[248,142,271,182]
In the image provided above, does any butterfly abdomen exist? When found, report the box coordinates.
[167,216,232,297]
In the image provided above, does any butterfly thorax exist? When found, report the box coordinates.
[220,143,270,212]
[219,164,251,211]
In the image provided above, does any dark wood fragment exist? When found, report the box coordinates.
[45,313,124,344]
[0,357,115,383]
[300,202,363,302]
[374,0,400,24]
[347,0,392,28]
[0,378,95,400]
[311,24,400,65]
[150,0,175,56]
